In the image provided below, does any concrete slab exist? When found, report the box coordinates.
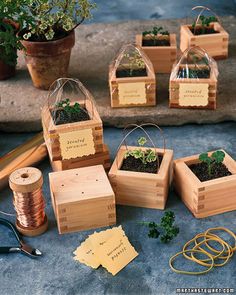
[0,17,236,132]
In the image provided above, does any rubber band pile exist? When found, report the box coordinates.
[169,227,236,275]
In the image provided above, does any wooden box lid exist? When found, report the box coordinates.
[49,165,114,205]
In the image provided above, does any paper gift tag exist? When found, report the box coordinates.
[73,237,100,269]
[118,82,146,105]
[179,83,209,107]
[59,128,95,160]
[95,232,139,276]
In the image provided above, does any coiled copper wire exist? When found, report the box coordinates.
[13,188,46,229]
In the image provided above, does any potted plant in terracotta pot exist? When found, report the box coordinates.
[19,0,96,90]
[0,1,26,80]
[136,26,177,73]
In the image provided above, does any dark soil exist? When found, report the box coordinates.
[116,68,147,78]
[190,27,219,35]
[189,162,232,182]
[51,108,90,125]
[177,68,210,79]
[120,155,163,174]
[19,28,69,42]
[142,38,170,46]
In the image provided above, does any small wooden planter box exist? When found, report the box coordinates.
[169,64,218,109]
[109,146,173,209]
[49,165,116,234]
[136,34,177,73]
[42,100,103,162]
[173,150,236,218]
[50,144,111,172]
[180,23,229,59]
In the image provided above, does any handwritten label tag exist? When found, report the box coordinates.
[96,234,138,276]
[59,129,95,160]
[179,83,209,107]
[118,82,146,105]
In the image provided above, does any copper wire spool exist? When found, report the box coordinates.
[9,167,48,237]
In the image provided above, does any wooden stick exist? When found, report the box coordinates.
[0,132,48,191]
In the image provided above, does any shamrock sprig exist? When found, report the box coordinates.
[199,150,225,176]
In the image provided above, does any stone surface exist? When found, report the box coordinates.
[1,17,236,132]
[1,123,236,295]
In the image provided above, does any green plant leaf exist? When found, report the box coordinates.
[138,137,147,146]
[211,150,225,163]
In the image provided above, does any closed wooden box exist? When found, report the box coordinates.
[136,34,177,73]
[49,165,116,234]
[109,146,173,209]
[173,150,236,218]
[180,22,229,59]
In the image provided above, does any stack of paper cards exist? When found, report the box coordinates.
[73,226,138,275]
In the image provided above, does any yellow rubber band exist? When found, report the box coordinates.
[169,249,214,275]
[205,227,236,252]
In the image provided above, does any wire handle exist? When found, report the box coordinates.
[191,6,221,35]
[115,123,166,170]
[47,77,95,119]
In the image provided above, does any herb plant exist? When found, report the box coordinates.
[139,211,179,243]
[192,15,217,34]
[142,26,169,45]
[56,98,81,115]
[199,150,225,176]
[20,0,96,41]
[123,51,146,77]
[124,137,157,165]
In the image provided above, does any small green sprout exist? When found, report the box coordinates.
[142,26,169,45]
[123,51,146,76]
[192,15,217,34]
[139,211,179,243]
[56,98,81,115]
[199,150,225,176]
[124,136,157,165]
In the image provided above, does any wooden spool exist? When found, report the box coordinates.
[9,167,48,237]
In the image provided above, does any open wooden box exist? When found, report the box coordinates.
[173,150,236,218]
[42,78,103,163]
[136,34,177,73]
[180,22,229,59]
[49,165,116,234]
[109,146,173,209]
[109,44,156,108]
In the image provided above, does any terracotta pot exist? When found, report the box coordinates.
[20,30,75,90]
[0,58,16,80]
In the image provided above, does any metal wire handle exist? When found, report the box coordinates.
[115,123,166,170]
[47,77,95,119]
[191,6,221,35]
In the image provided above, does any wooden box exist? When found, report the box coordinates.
[180,22,229,59]
[42,100,103,162]
[136,34,177,73]
[169,64,217,109]
[109,146,173,209]
[173,150,236,218]
[50,144,111,172]
[49,165,116,234]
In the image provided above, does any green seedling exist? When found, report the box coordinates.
[142,26,169,45]
[192,15,217,34]
[56,98,81,115]
[199,150,225,176]
[124,136,157,165]
[123,51,145,76]
[139,211,179,243]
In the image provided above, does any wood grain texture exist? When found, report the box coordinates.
[42,100,103,161]
[180,22,229,59]
[136,34,177,73]
[109,146,173,209]
[50,144,111,171]
[49,165,116,234]
[173,150,236,218]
